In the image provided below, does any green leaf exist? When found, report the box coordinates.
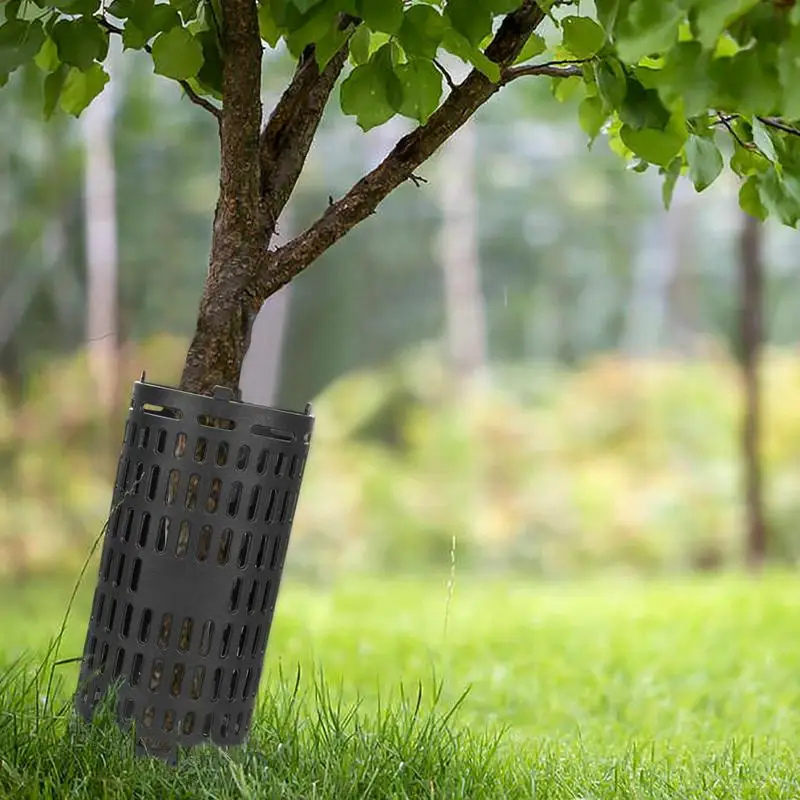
[0,19,46,76]
[614,0,682,63]
[258,2,282,47]
[3,0,21,21]
[196,29,223,95]
[553,74,582,103]
[693,0,760,50]
[684,134,723,191]
[595,0,621,32]
[117,1,181,45]
[340,45,403,130]
[514,32,546,64]
[441,29,500,83]
[396,58,442,123]
[151,27,203,80]
[709,49,779,117]
[594,57,626,110]
[750,117,777,163]
[373,42,403,110]
[480,0,522,12]
[661,157,682,209]
[51,0,101,13]
[290,0,325,13]
[121,23,148,50]
[578,94,608,144]
[758,167,800,226]
[43,62,68,118]
[561,16,605,60]
[446,0,492,48]
[59,62,109,116]
[730,142,767,177]
[739,175,767,221]
[349,24,370,65]
[358,0,403,35]
[398,5,446,60]
[315,25,348,69]
[658,42,714,118]
[106,0,137,18]
[340,64,393,130]
[51,18,108,71]
[34,36,59,72]
[619,76,669,130]
[620,124,683,167]
[284,1,336,57]
[170,0,201,21]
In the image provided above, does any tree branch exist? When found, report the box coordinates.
[259,20,355,236]
[502,60,586,82]
[434,58,457,91]
[716,112,754,151]
[98,17,221,120]
[757,116,800,138]
[250,0,546,305]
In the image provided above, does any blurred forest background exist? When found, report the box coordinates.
[3,44,800,582]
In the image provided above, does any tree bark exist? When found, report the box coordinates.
[738,210,768,570]
[178,1,545,396]
[179,0,266,395]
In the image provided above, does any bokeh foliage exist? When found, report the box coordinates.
[4,339,800,579]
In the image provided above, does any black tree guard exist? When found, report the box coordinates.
[74,379,314,762]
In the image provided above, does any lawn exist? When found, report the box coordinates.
[1,569,800,797]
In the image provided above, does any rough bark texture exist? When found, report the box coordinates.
[179,1,545,396]
[180,0,265,394]
[259,26,354,233]
[738,210,767,570]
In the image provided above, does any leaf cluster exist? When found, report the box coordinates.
[6,0,800,225]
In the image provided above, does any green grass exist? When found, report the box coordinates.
[2,570,800,797]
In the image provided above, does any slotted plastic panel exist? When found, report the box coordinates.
[74,380,313,762]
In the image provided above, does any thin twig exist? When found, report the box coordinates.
[409,174,427,187]
[251,0,548,302]
[502,59,586,82]
[757,116,800,138]
[717,112,754,151]
[99,17,222,120]
[434,58,457,91]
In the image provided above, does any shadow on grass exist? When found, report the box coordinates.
[0,654,512,799]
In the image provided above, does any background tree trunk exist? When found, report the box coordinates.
[665,184,700,356]
[738,209,767,570]
[82,58,119,413]
[436,117,488,384]
[621,211,673,357]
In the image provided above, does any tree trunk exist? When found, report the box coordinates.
[621,212,673,357]
[665,183,700,356]
[82,63,119,412]
[177,1,546,397]
[738,210,767,570]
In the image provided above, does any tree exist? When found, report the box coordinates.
[3,0,800,396]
